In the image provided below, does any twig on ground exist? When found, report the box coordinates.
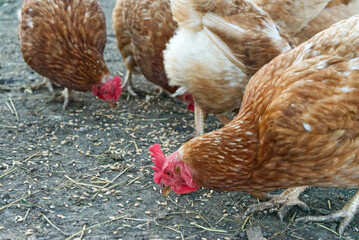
[190,222,227,233]
[41,213,69,236]
[9,97,19,122]
[0,192,37,212]
[241,215,251,230]
[23,209,30,222]
[125,176,142,186]
[153,219,184,240]
[65,215,130,240]
[5,101,14,114]
[132,140,140,154]
[166,197,184,208]
[164,226,184,240]
[0,168,17,180]
[0,124,17,129]
[99,167,128,190]
[79,225,86,240]
[64,175,98,190]
[23,152,43,163]
[315,223,339,236]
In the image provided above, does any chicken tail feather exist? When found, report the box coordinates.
[203,25,250,75]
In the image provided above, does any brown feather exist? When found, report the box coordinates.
[179,15,359,195]
[112,0,178,94]
[165,0,293,116]
[19,0,109,92]
[255,0,359,44]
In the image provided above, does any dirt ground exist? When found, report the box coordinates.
[0,0,358,239]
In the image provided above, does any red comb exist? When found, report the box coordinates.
[184,93,194,112]
[187,102,194,112]
[149,144,166,184]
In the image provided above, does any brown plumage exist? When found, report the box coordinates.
[112,0,178,95]
[164,0,294,135]
[253,0,331,36]
[153,15,359,236]
[19,0,122,109]
[255,0,359,44]
[293,0,359,43]
[182,15,359,194]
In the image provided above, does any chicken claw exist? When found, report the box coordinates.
[123,70,138,97]
[296,190,359,237]
[31,77,54,93]
[245,187,309,221]
[52,88,72,110]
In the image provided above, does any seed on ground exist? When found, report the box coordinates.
[25,229,33,236]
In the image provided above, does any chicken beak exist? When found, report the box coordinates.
[108,100,117,109]
[161,183,171,197]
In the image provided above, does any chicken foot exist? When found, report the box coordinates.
[31,77,54,93]
[52,88,72,110]
[123,70,138,97]
[245,187,309,221]
[296,190,359,237]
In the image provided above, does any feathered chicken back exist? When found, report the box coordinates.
[19,0,110,92]
[152,14,359,194]
[165,0,294,116]
[112,0,178,94]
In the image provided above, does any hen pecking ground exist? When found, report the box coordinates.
[0,0,358,239]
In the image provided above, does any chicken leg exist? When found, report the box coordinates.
[245,187,309,221]
[296,190,359,237]
[194,101,205,137]
[53,87,72,110]
[31,77,54,93]
[123,69,138,97]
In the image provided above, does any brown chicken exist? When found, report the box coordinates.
[255,0,359,44]
[112,0,178,96]
[253,0,331,36]
[151,15,359,236]
[19,0,123,109]
[293,0,359,43]
[164,0,294,136]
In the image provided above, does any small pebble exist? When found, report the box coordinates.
[145,211,151,215]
